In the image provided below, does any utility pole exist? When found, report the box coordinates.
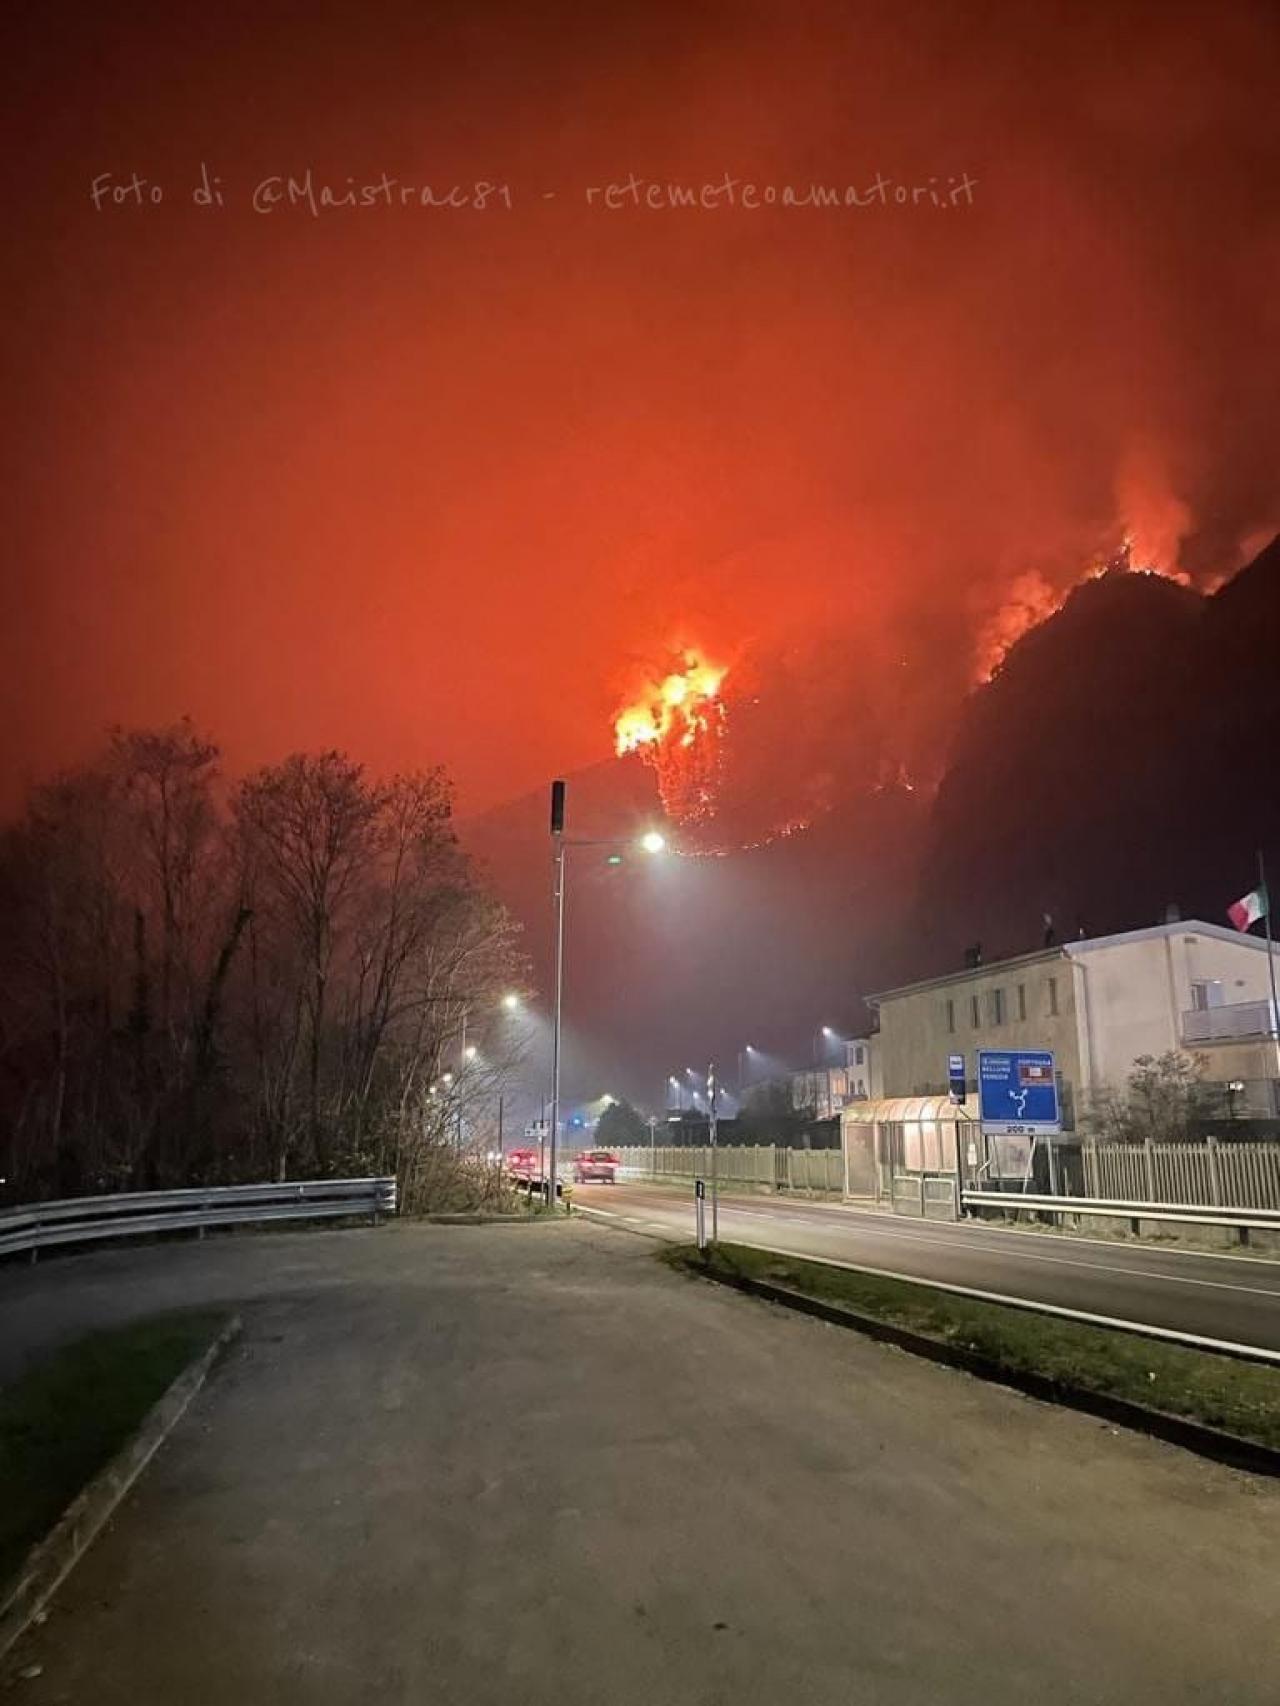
[708,1060,719,1242]
[549,781,567,1210]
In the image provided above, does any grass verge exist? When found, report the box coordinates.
[661,1242,1280,1454]
[0,1310,230,1587]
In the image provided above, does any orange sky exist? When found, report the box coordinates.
[2,0,1276,814]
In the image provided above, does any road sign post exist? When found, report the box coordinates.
[695,1177,707,1251]
[978,1050,1060,1187]
[947,1052,966,1105]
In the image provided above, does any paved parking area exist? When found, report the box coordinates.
[3,1220,1277,1703]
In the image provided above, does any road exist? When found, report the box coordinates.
[4,1220,1278,1704]
[571,1180,1280,1352]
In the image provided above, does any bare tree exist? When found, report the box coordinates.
[0,730,527,1207]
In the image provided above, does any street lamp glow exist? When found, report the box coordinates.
[502,992,520,1011]
[442,1071,454,1086]
[464,1045,478,1061]
[640,830,667,854]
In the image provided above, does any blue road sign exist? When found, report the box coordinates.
[947,1052,966,1104]
[977,1050,1060,1133]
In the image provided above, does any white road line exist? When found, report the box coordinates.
[610,1183,1280,1272]
[741,1243,1280,1365]
[579,1200,1280,1360]
[620,1190,1280,1285]
[712,1207,1280,1297]
[594,1196,1280,1301]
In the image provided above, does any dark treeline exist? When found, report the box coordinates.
[0,722,527,1206]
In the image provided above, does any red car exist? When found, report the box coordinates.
[573,1149,620,1184]
[506,1147,541,1182]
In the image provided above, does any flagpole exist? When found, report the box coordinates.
[1258,849,1280,1097]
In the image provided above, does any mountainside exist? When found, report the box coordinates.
[466,533,1279,1105]
[915,535,1280,969]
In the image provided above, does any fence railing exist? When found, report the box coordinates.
[1082,1139,1280,1211]
[0,1177,398,1262]
[962,1188,1280,1233]
[1181,999,1277,1044]
[616,1145,844,1194]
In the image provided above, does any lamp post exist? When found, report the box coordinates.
[547,779,666,1210]
[707,1061,719,1242]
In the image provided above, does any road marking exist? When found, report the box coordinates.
[588,1195,1280,1302]
[608,1179,1280,1270]
[619,1188,1280,1285]
[579,1199,1280,1359]
[734,1243,1280,1366]
[711,1207,1280,1298]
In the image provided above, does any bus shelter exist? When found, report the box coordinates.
[841,1095,981,1216]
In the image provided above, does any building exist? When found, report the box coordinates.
[787,1037,883,1119]
[844,1034,882,1102]
[867,920,1280,1125]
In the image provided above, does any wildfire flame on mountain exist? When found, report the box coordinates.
[974,534,1193,683]
[614,650,728,825]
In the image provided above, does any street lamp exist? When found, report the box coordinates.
[502,992,520,1012]
[548,778,667,1210]
[738,1044,755,1094]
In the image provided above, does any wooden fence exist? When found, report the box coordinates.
[615,1145,844,1194]
[1081,1139,1280,1210]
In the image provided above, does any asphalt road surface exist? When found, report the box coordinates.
[572,1180,1280,1351]
[3,1220,1277,1704]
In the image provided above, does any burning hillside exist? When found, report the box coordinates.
[613,650,728,827]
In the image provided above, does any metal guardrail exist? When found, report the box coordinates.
[0,1178,397,1261]
[961,1188,1280,1232]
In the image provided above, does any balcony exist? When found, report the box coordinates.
[1181,999,1278,1044]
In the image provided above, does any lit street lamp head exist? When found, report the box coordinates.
[502,992,520,1011]
[640,830,666,854]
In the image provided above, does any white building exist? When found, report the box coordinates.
[868,919,1280,1124]
[789,1037,882,1120]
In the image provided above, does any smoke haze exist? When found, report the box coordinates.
[1,0,1276,818]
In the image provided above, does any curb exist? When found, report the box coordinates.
[421,1211,550,1225]
[0,1313,242,1663]
[691,1265,1280,1479]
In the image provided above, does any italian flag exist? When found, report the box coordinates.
[1228,883,1268,931]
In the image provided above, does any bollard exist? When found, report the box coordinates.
[695,1178,707,1251]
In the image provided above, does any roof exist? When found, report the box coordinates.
[842,1094,979,1123]
[868,918,1272,1006]
[1061,919,1277,957]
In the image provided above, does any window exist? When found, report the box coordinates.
[945,1001,955,1035]
[855,1044,865,1065]
[1017,983,1027,1022]
[991,988,1006,1026]
[1047,976,1059,1017]
[970,994,980,1028]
